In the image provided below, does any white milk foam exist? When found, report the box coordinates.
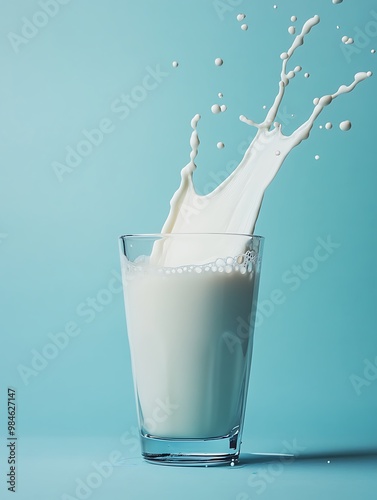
[156,15,371,267]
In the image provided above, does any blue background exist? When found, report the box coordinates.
[1,0,376,499]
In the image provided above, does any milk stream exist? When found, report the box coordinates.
[158,15,371,266]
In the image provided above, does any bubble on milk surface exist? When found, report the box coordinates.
[124,251,257,276]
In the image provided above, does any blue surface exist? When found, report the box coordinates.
[1,0,377,498]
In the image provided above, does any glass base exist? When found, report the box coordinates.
[140,428,241,466]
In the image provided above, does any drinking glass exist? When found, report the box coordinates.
[119,233,264,466]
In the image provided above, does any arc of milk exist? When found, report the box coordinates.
[240,15,321,131]
[161,15,372,247]
[289,71,371,146]
[161,115,201,235]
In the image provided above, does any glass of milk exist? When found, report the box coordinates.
[119,233,264,466]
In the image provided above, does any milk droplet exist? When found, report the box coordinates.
[288,26,296,35]
[332,0,343,4]
[211,104,221,114]
[327,460,331,464]
[273,5,278,9]
[325,122,333,129]
[190,113,200,130]
[275,150,281,156]
[215,58,223,66]
[218,92,223,98]
[371,49,376,54]
[237,13,246,21]
[172,61,179,68]
[339,120,352,131]
[294,65,302,72]
[262,105,267,109]
[315,155,320,160]
[336,25,340,30]
[291,16,297,22]
[341,36,349,43]
[280,52,289,60]
[304,72,310,78]
[287,71,295,79]
[241,24,248,31]
[217,142,225,149]
[319,125,323,129]
[220,104,227,112]
[346,37,354,44]
[313,97,320,105]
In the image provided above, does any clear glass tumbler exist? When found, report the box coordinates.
[119,233,264,466]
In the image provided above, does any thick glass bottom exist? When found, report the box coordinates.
[140,428,241,466]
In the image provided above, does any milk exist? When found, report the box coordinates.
[121,14,372,441]
[123,258,258,438]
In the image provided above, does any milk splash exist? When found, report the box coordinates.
[160,15,371,264]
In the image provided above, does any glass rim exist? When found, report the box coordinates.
[119,233,264,241]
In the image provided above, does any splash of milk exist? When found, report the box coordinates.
[156,15,371,266]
